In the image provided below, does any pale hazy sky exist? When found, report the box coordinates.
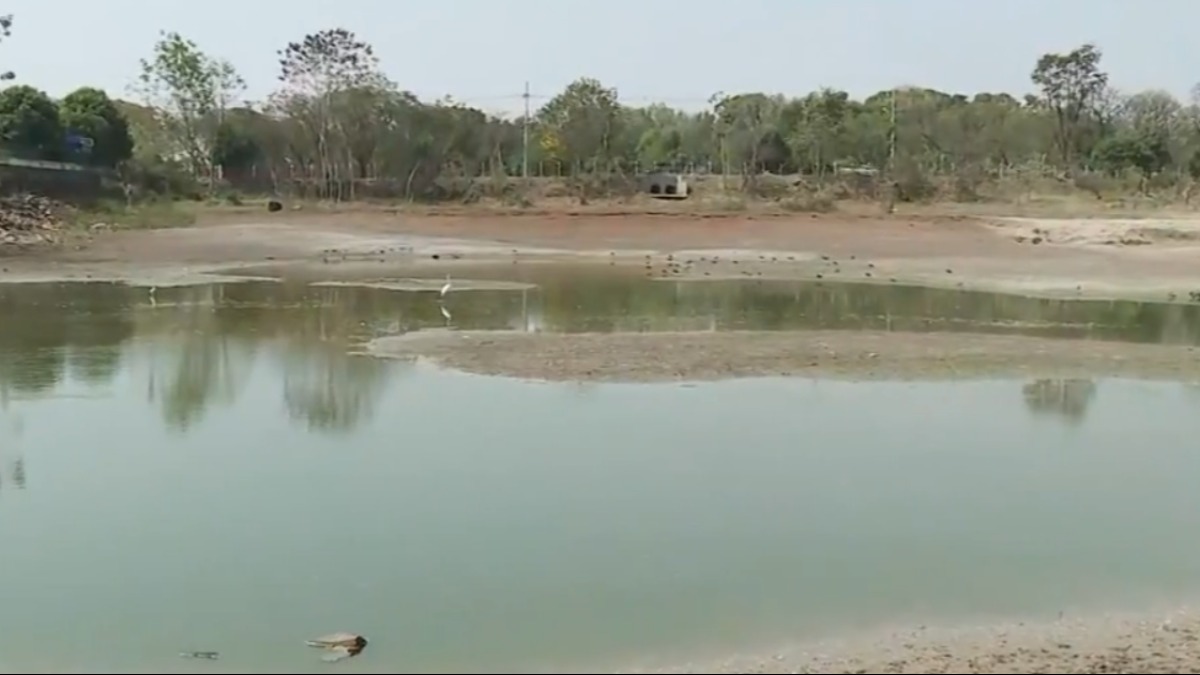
[5,0,1197,114]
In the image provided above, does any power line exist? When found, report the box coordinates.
[438,92,720,106]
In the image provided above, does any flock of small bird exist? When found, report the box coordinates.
[308,244,1200,304]
[622,249,954,287]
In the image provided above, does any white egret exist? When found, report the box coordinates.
[439,274,452,298]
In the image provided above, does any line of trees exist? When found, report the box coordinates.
[2,19,1200,203]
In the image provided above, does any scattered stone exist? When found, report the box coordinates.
[0,193,63,248]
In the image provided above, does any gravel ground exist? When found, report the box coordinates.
[606,608,1200,674]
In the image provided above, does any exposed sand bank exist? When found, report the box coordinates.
[366,329,1200,382]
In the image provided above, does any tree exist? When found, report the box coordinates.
[273,28,385,199]
[1031,43,1109,167]
[1092,131,1171,186]
[135,31,245,177]
[0,85,63,160]
[211,110,263,174]
[537,78,621,171]
[58,87,134,167]
[0,15,14,81]
[779,88,853,175]
[277,28,382,96]
[712,92,781,183]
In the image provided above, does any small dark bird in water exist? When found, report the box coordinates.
[179,651,219,660]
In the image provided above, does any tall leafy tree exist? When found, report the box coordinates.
[135,31,245,176]
[272,28,386,198]
[0,85,64,160]
[537,78,621,171]
[58,87,134,167]
[1031,43,1109,166]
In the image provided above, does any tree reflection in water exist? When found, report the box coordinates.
[0,409,24,492]
[4,276,1200,436]
[1022,379,1098,425]
[134,282,395,433]
[139,284,254,432]
[9,457,24,489]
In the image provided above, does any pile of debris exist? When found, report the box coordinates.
[0,193,62,247]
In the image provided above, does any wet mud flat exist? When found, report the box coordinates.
[368,329,1200,382]
[9,212,1200,306]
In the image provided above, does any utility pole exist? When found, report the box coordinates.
[888,88,897,169]
[522,81,530,179]
[885,88,899,215]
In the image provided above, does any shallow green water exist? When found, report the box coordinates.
[2,278,1200,673]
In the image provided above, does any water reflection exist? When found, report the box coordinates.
[1022,379,1099,425]
[0,277,1197,433]
[0,456,23,492]
[281,352,387,433]
[7,457,24,490]
[0,409,24,492]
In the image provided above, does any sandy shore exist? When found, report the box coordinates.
[608,607,1200,674]
[367,329,1200,382]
